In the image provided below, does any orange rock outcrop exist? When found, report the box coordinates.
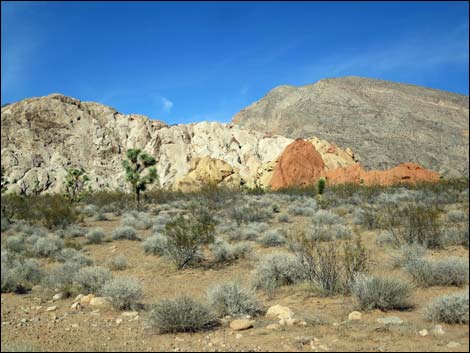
[270,139,325,190]
[269,140,441,189]
[323,162,440,186]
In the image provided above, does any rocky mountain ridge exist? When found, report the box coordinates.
[233,76,469,177]
[1,93,355,194]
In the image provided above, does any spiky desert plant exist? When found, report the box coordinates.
[64,168,90,203]
[122,149,157,210]
[317,177,326,195]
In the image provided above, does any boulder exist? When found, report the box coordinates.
[266,305,294,321]
[230,319,255,331]
[270,140,326,190]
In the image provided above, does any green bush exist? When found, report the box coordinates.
[163,205,216,269]
[149,296,217,333]
[207,282,263,317]
[425,291,469,324]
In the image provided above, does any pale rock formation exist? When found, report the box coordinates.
[1,93,354,194]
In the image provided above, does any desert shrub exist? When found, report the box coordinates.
[376,230,395,246]
[74,266,113,294]
[229,202,272,225]
[101,277,143,310]
[1,215,11,232]
[229,222,268,241]
[350,274,413,311]
[64,225,87,239]
[142,234,167,256]
[343,237,370,289]
[163,206,216,269]
[112,226,139,241]
[447,209,467,223]
[86,228,106,244]
[211,239,251,263]
[390,243,426,268]
[82,204,98,217]
[93,211,109,221]
[6,235,26,253]
[231,242,252,259]
[278,214,290,223]
[425,291,469,324]
[352,206,380,230]
[313,209,345,225]
[149,296,217,333]
[287,205,315,217]
[121,211,153,230]
[106,255,128,271]
[207,281,263,317]
[258,229,286,247]
[42,261,82,294]
[271,203,281,213]
[38,195,80,229]
[404,257,469,287]
[211,239,234,263]
[382,204,443,248]
[441,226,469,247]
[32,235,64,258]
[306,222,351,242]
[54,248,93,266]
[1,258,43,293]
[253,252,305,290]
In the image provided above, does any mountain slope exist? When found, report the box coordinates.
[232,76,469,176]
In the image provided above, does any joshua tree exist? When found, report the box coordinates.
[64,168,90,203]
[122,149,157,210]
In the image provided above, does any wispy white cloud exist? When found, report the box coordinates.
[160,96,173,113]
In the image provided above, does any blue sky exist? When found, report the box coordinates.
[2,1,469,124]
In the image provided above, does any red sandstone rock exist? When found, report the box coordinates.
[323,162,440,186]
[270,139,326,190]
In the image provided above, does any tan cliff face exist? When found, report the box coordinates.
[1,93,355,194]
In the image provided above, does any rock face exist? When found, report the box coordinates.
[323,162,440,186]
[233,76,469,177]
[1,93,355,194]
[270,139,326,190]
[173,156,244,192]
[269,140,440,189]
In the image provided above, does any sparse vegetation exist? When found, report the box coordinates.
[350,274,413,311]
[404,257,469,287]
[149,296,217,333]
[101,277,143,310]
[425,291,469,324]
[74,266,113,294]
[207,281,263,317]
